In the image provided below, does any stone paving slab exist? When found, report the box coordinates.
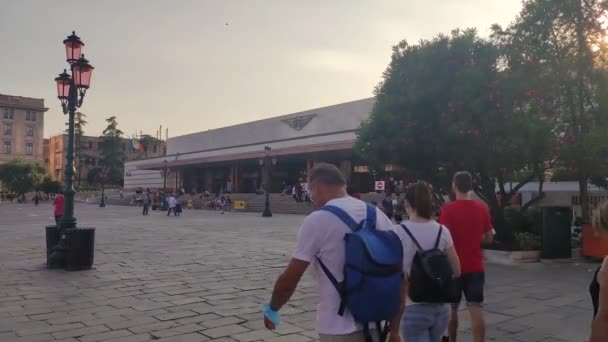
[0,203,599,341]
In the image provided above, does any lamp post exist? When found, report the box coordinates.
[47,31,95,270]
[99,168,107,208]
[161,160,169,210]
[162,159,169,194]
[261,146,277,217]
[54,31,94,229]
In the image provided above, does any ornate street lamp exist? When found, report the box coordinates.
[47,31,95,270]
[261,146,277,217]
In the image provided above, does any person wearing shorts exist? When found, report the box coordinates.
[439,171,493,342]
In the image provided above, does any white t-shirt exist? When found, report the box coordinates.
[398,220,454,305]
[293,196,407,335]
[168,197,176,208]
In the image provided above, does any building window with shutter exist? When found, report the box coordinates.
[25,143,33,155]
[4,123,12,136]
[26,126,34,137]
[4,141,11,154]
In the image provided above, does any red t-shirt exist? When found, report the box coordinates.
[439,199,492,273]
[53,195,65,216]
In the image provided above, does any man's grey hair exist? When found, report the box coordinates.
[309,163,346,186]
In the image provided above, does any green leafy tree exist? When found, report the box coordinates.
[99,116,125,186]
[65,111,88,186]
[0,160,50,195]
[491,0,608,221]
[40,176,62,195]
[356,29,554,241]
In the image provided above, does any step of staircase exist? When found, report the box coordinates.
[80,192,392,215]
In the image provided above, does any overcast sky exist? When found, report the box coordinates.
[0,0,522,138]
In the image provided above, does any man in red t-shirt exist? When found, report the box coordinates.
[53,192,65,226]
[439,171,493,342]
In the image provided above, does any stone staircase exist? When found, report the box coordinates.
[79,191,391,215]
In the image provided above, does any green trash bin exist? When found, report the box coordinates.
[541,207,572,259]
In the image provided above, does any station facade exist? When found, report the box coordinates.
[124,98,393,193]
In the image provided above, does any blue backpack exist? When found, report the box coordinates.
[317,204,404,341]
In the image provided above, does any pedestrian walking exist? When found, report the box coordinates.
[263,163,406,342]
[167,194,177,216]
[142,193,150,216]
[439,171,494,342]
[382,193,394,220]
[590,200,608,342]
[175,194,182,216]
[295,181,303,203]
[399,182,460,342]
[34,194,39,206]
[53,192,64,226]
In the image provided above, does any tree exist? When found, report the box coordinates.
[491,0,608,221]
[356,29,554,242]
[87,167,103,186]
[99,116,125,186]
[139,134,162,159]
[40,176,62,195]
[65,111,88,186]
[0,160,50,195]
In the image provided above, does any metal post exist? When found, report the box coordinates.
[60,72,78,229]
[99,183,106,207]
[262,155,272,217]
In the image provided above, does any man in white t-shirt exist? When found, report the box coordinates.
[263,163,407,342]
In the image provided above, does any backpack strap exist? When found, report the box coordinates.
[434,224,443,249]
[365,204,377,230]
[320,205,360,231]
[400,223,424,251]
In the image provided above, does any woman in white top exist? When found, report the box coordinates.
[400,182,461,342]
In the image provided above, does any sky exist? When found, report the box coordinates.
[0,0,523,139]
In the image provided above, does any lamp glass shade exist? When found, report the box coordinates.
[73,57,94,89]
[54,71,71,99]
[63,32,84,63]
[65,41,83,63]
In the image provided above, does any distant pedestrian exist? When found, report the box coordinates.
[53,192,64,226]
[34,194,39,206]
[295,181,303,203]
[142,194,150,216]
[120,190,124,199]
[175,194,182,216]
[382,193,394,220]
[167,194,177,216]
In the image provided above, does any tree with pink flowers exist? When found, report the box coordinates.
[356,29,555,242]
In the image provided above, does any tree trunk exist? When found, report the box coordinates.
[477,173,513,243]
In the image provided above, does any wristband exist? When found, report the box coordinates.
[263,304,280,326]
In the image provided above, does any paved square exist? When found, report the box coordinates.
[0,203,597,341]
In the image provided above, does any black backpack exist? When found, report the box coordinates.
[401,223,459,303]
